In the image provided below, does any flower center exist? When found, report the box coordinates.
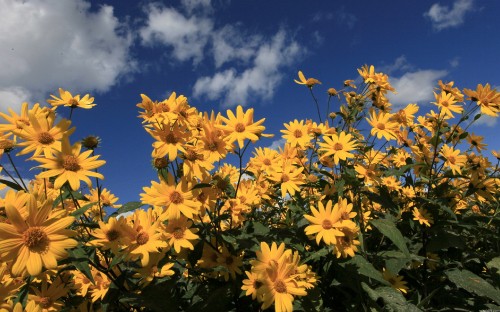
[68,98,79,107]
[253,280,263,289]
[62,155,81,171]
[136,231,149,245]
[441,100,449,107]
[322,219,332,229]
[154,157,168,169]
[38,132,55,145]
[225,256,234,265]
[165,133,178,144]
[207,142,219,151]
[333,143,344,151]
[197,191,207,203]
[0,139,14,150]
[235,123,246,133]
[341,212,350,220]
[281,174,290,183]
[447,156,456,164]
[376,123,385,130]
[263,158,271,166]
[170,191,184,204]
[22,227,49,252]
[293,129,303,138]
[274,280,287,293]
[106,229,120,242]
[173,227,184,239]
[39,296,52,309]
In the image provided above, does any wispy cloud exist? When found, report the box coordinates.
[424,0,474,31]
[473,115,497,127]
[0,0,134,112]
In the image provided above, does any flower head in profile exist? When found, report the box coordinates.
[0,195,77,276]
[35,135,106,190]
[216,105,268,149]
[463,83,500,117]
[382,268,409,294]
[47,88,96,109]
[294,71,321,88]
[413,208,433,227]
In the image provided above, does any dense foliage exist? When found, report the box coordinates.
[0,66,499,311]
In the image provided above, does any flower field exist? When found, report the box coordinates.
[0,66,499,311]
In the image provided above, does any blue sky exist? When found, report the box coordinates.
[1,0,499,203]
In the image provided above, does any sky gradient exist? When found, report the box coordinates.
[1,0,499,203]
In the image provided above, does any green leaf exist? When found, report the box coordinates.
[190,183,212,190]
[70,202,96,218]
[67,247,95,284]
[252,222,270,236]
[0,179,24,191]
[345,255,390,285]
[108,201,144,219]
[446,269,500,305]
[371,218,410,257]
[362,283,421,312]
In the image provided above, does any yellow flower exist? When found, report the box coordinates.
[319,131,358,165]
[304,200,345,246]
[14,112,74,157]
[216,245,243,280]
[412,208,433,227]
[464,83,500,117]
[147,122,189,162]
[47,88,96,109]
[0,196,77,276]
[251,242,290,273]
[366,110,398,141]
[294,71,321,88]
[268,162,305,198]
[26,279,68,311]
[333,227,360,258]
[88,216,132,253]
[163,216,199,253]
[439,145,466,175]
[35,135,106,190]
[281,119,312,148]
[382,268,409,294]
[432,91,463,118]
[242,270,266,301]
[217,105,267,149]
[140,173,201,220]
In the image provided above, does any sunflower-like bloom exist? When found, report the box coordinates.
[439,144,466,175]
[35,135,106,190]
[251,242,290,273]
[432,91,463,119]
[366,110,398,141]
[88,216,132,253]
[14,112,74,157]
[217,105,268,149]
[463,83,500,117]
[124,209,168,267]
[162,216,199,253]
[412,208,433,227]
[47,88,96,109]
[281,119,313,148]
[88,187,121,209]
[26,279,68,311]
[0,196,77,276]
[319,131,358,165]
[333,227,361,258]
[0,102,49,138]
[268,162,305,198]
[304,200,345,246]
[147,122,189,161]
[216,244,243,281]
[382,268,409,294]
[141,174,201,220]
[294,71,321,88]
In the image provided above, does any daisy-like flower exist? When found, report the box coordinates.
[358,65,376,84]
[0,102,49,138]
[125,209,167,267]
[294,71,321,88]
[366,110,398,141]
[281,119,313,148]
[432,91,463,119]
[251,242,290,273]
[147,122,189,162]
[133,252,175,287]
[242,270,266,301]
[26,279,68,311]
[0,196,77,276]
[87,187,121,209]
[463,83,500,117]
[88,216,131,253]
[412,208,433,227]
[333,227,360,258]
[162,216,199,253]
[304,200,345,246]
[260,257,307,312]
[216,245,243,281]
[382,268,409,294]
[141,174,201,220]
[217,105,268,149]
[467,133,487,152]
[319,131,358,165]
[268,162,305,198]
[439,144,467,175]
[35,135,106,190]
[14,112,74,158]
[47,88,96,109]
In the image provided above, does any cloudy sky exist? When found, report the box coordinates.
[1,0,499,203]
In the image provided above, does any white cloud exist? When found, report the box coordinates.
[139,3,213,64]
[267,138,286,151]
[424,0,474,31]
[388,70,448,107]
[211,25,262,68]
[0,87,32,112]
[0,0,134,112]
[193,30,303,107]
[473,115,497,127]
[181,0,212,13]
